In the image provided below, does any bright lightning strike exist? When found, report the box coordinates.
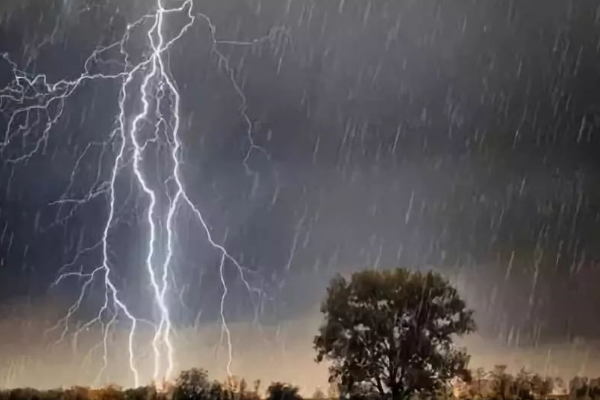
[0,0,288,387]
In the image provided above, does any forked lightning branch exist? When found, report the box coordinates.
[0,0,283,387]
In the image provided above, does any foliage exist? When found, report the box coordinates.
[0,370,301,400]
[490,365,514,400]
[3,367,600,400]
[0,387,162,400]
[266,383,302,400]
[468,368,491,399]
[568,377,600,400]
[453,366,567,400]
[314,268,475,400]
[514,369,533,400]
[173,368,212,400]
[123,387,156,400]
[0,362,596,400]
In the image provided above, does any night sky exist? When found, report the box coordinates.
[1,0,600,392]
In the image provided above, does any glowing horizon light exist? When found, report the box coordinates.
[0,0,288,387]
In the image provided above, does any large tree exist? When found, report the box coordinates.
[314,268,475,400]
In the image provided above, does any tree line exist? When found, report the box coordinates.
[449,365,600,400]
[0,268,590,400]
[0,372,300,400]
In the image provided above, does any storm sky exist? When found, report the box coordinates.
[1,0,600,392]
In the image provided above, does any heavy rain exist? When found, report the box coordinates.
[0,1,599,399]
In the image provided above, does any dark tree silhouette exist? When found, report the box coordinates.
[124,387,155,400]
[491,365,513,400]
[314,268,475,400]
[589,379,600,400]
[173,368,211,400]
[266,383,302,400]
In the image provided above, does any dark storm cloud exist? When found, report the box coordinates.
[2,0,600,372]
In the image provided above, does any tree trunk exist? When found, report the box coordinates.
[391,386,404,400]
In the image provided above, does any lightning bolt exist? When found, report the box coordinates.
[1,0,288,387]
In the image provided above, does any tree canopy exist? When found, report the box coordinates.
[173,368,211,400]
[266,383,302,400]
[314,268,476,400]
